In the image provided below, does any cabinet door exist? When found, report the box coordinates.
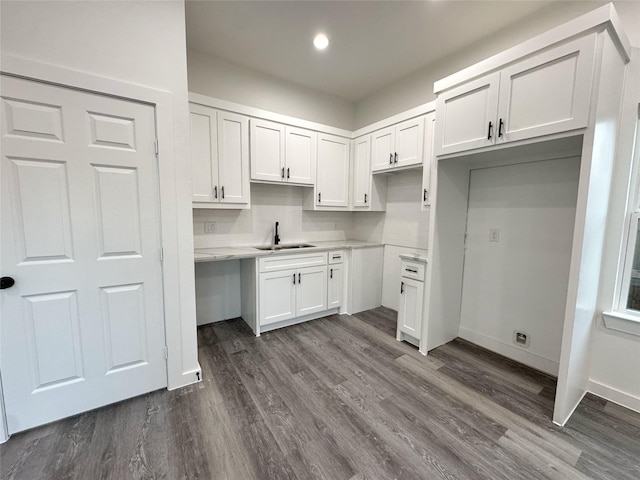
[250,119,285,183]
[217,112,249,204]
[285,126,316,185]
[328,265,344,309]
[497,34,596,144]
[259,269,296,326]
[395,117,424,168]
[189,104,218,203]
[316,133,350,207]
[352,136,371,208]
[371,126,395,172]
[397,278,423,339]
[422,113,435,207]
[434,72,500,156]
[296,266,327,316]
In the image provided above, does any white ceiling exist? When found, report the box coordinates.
[185,0,558,102]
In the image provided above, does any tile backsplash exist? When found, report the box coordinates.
[193,170,429,250]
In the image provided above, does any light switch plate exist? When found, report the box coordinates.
[489,228,500,242]
[204,222,216,234]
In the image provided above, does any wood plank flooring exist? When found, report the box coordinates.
[2,306,639,479]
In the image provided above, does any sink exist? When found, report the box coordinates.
[255,243,315,251]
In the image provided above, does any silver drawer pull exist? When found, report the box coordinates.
[405,268,418,274]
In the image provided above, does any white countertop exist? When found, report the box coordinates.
[399,252,428,264]
[194,240,383,263]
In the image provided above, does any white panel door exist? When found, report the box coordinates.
[397,278,423,339]
[217,111,249,204]
[497,34,596,144]
[328,265,344,309]
[434,72,500,156]
[285,126,316,185]
[296,266,327,316]
[250,119,285,182]
[259,269,296,326]
[352,136,371,208]
[316,133,350,207]
[395,117,424,168]
[371,126,395,172]
[189,104,217,203]
[0,75,167,434]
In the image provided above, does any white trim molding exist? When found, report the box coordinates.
[602,311,640,337]
[588,379,640,414]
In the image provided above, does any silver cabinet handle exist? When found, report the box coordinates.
[400,281,404,294]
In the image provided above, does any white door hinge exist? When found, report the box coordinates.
[154,139,159,156]
[164,346,168,360]
[160,248,164,262]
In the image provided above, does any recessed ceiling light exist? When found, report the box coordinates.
[313,33,329,51]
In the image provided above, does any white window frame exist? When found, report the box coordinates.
[604,105,640,336]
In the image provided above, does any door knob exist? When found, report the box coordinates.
[1,277,15,289]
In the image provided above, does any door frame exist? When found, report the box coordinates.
[0,54,201,442]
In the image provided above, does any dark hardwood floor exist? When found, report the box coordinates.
[2,306,639,479]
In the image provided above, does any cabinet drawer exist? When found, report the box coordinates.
[400,260,425,281]
[328,250,345,264]
[259,252,327,272]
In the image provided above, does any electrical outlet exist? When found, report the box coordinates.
[204,222,216,234]
[489,228,500,242]
[514,330,530,348]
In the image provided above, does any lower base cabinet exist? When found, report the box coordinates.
[396,257,427,345]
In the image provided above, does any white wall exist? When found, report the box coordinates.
[459,158,580,376]
[353,1,640,127]
[188,49,354,130]
[193,183,353,249]
[350,171,429,310]
[590,47,640,412]
[0,0,199,389]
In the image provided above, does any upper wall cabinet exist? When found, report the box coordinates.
[351,135,387,211]
[372,117,425,172]
[190,103,250,209]
[435,34,596,157]
[250,119,316,186]
[303,133,350,210]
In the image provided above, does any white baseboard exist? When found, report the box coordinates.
[458,327,559,376]
[587,380,640,414]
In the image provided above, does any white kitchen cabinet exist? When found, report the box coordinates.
[190,104,250,208]
[258,264,327,326]
[303,133,350,210]
[371,117,425,173]
[328,250,345,309]
[259,269,296,326]
[296,266,328,316]
[396,257,427,346]
[286,126,316,185]
[435,34,596,156]
[250,119,316,186]
[352,135,387,211]
[422,112,435,208]
[256,252,330,331]
[316,134,349,207]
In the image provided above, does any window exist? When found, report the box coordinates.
[620,212,640,314]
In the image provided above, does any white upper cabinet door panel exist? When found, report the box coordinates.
[189,107,217,203]
[285,126,316,185]
[371,126,395,172]
[217,111,249,204]
[497,34,596,144]
[435,72,500,156]
[395,117,424,168]
[352,135,371,208]
[422,113,435,207]
[250,118,285,182]
[316,133,349,207]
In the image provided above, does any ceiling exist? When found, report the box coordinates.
[185,0,557,102]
